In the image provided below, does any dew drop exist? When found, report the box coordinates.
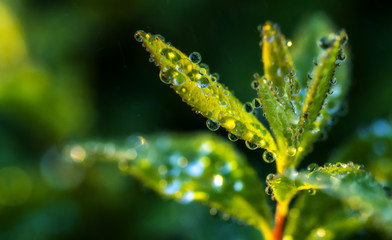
[198,68,207,76]
[318,35,335,49]
[134,30,144,42]
[328,88,334,95]
[159,70,171,84]
[245,141,258,150]
[244,102,254,113]
[337,51,346,61]
[307,72,313,80]
[287,147,297,157]
[251,80,259,90]
[211,73,220,82]
[347,161,354,167]
[161,48,181,62]
[308,189,316,195]
[199,63,209,74]
[173,74,186,86]
[312,58,318,66]
[228,133,238,142]
[176,58,193,74]
[219,99,227,107]
[266,173,275,184]
[330,78,337,85]
[155,34,165,42]
[265,186,273,195]
[253,98,262,108]
[307,163,318,172]
[233,181,243,192]
[206,119,220,131]
[189,52,202,64]
[263,151,276,163]
[197,77,209,88]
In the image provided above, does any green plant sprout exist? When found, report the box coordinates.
[61,16,392,240]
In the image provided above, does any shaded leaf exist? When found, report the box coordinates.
[269,164,392,236]
[136,31,277,153]
[293,30,349,166]
[62,132,273,239]
[284,192,368,240]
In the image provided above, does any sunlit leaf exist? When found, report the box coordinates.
[135,31,277,154]
[62,132,273,239]
[269,164,392,236]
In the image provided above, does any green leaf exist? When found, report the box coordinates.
[62,132,273,239]
[269,164,392,236]
[256,23,301,170]
[293,30,349,167]
[135,31,277,154]
[284,192,368,240]
[330,119,392,184]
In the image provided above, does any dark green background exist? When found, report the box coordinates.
[1,0,391,239]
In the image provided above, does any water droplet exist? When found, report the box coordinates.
[307,72,312,80]
[219,99,227,107]
[308,189,316,195]
[134,30,144,42]
[263,151,276,163]
[337,51,345,61]
[198,68,207,76]
[155,34,165,42]
[347,161,354,167]
[265,186,273,195]
[206,119,220,131]
[173,74,186,86]
[161,48,181,62]
[266,173,275,184]
[277,68,282,77]
[287,147,297,157]
[330,78,337,85]
[197,77,209,88]
[245,141,258,150]
[159,70,171,84]
[211,73,220,82]
[199,63,209,73]
[318,35,335,49]
[189,52,202,64]
[228,133,238,142]
[307,163,318,172]
[164,180,181,195]
[244,102,254,113]
[328,88,334,95]
[181,191,195,204]
[251,80,259,89]
[175,58,193,74]
[210,208,218,216]
[312,58,318,66]
[287,40,292,47]
[253,98,262,108]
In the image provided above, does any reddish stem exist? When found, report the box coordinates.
[273,202,286,240]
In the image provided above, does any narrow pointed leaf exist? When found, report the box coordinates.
[259,22,301,146]
[62,132,273,239]
[293,30,348,166]
[135,31,277,153]
[269,164,392,236]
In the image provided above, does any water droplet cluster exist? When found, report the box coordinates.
[135,30,277,154]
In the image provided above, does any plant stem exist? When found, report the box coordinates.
[273,202,289,240]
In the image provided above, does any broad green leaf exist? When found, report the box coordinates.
[284,192,368,240]
[62,132,273,240]
[269,164,392,236]
[293,30,349,167]
[330,119,392,184]
[135,31,277,153]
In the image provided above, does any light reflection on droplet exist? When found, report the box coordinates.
[213,175,223,187]
[70,146,86,162]
[181,191,195,204]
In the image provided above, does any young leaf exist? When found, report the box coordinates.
[269,164,392,236]
[293,30,349,166]
[62,132,273,239]
[135,31,277,153]
[284,192,368,240]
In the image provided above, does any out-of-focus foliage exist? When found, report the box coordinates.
[62,133,273,239]
[269,164,392,236]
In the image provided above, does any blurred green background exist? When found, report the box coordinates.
[1,0,391,239]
